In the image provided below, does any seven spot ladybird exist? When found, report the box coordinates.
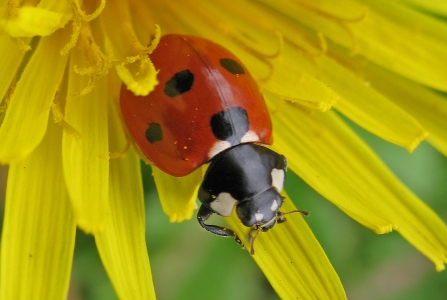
[120,35,307,254]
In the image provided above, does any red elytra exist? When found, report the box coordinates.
[120,35,273,176]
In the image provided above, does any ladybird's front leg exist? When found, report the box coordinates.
[197,204,244,247]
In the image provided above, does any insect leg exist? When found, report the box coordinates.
[197,204,244,247]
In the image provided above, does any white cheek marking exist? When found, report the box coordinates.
[271,168,285,192]
[255,213,264,222]
[208,141,231,159]
[270,199,278,211]
[240,130,259,143]
[210,192,238,216]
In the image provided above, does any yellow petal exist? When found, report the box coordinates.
[226,196,346,299]
[1,119,76,299]
[62,43,110,233]
[319,55,428,152]
[274,0,447,91]
[262,71,339,112]
[152,167,200,222]
[0,33,30,100]
[362,62,447,157]
[1,5,72,37]
[95,99,156,299]
[0,28,69,163]
[267,94,447,270]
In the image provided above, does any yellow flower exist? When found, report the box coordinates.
[1,0,447,299]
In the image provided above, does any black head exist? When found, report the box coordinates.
[235,187,285,231]
[197,143,309,254]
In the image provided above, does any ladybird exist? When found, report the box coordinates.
[120,35,306,254]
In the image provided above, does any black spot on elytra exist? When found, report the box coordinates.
[210,106,249,143]
[164,69,194,97]
[146,123,163,143]
[220,58,245,75]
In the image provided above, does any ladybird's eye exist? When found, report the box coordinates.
[220,58,245,75]
[164,69,195,97]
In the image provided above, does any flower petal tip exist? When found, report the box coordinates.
[407,130,429,153]
[375,223,396,234]
[318,96,338,112]
[435,263,446,272]
[76,218,105,235]
[167,200,198,223]
[168,211,194,223]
